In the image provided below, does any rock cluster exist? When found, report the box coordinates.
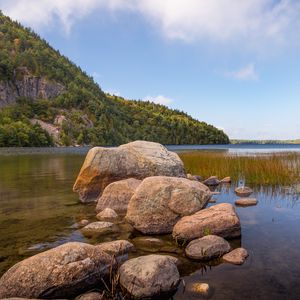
[1,141,251,300]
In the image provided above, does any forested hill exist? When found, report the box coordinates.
[0,11,229,147]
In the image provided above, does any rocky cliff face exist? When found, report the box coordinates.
[0,68,65,107]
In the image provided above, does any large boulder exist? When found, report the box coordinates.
[96,178,141,213]
[173,203,241,242]
[119,255,180,299]
[0,242,115,299]
[185,235,230,260]
[73,141,186,202]
[126,176,211,234]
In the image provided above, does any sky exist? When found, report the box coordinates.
[1,0,300,140]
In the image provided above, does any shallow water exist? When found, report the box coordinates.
[1,147,300,299]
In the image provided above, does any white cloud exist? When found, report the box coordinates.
[143,95,173,105]
[2,0,300,48]
[225,63,258,81]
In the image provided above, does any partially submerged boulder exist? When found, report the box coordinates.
[96,208,119,221]
[235,186,253,197]
[126,176,211,234]
[222,247,248,265]
[96,178,141,213]
[173,203,241,242]
[73,141,186,202]
[0,242,115,299]
[185,235,230,260]
[119,255,180,299]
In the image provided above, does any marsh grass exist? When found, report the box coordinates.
[179,151,300,186]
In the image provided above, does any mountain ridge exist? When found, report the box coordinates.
[0,11,229,147]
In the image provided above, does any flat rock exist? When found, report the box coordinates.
[173,203,241,242]
[126,176,211,234]
[119,255,180,299]
[96,240,135,256]
[235,198,258,207]
[96,208,119,221]
[0,242,115,299]
[185,235,230,260]
[222,247,248,265]
[73,141,186,202]
[203,176,220,186]
[96,178,141,213]
[235,186,253,197]
[81,221,119,236]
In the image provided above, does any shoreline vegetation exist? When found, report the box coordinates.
[180,151,300,186]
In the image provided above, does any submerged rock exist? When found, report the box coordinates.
[185,235,230,260]
[235,198,258,207]
[96,178,141,214]
[235,186,253,197]
[222,247,248,265]
[132,237,182,254]
[173,203,241,242]
[119,255,180,299]
[203,176,220,186]
[96,208,119,221]
[0,242,115,299]
[189,282,210,295]
[73,141,186,203]
[126,176,211,234]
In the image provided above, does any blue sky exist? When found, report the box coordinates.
[2,0,300,139]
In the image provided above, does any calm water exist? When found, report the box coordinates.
[1,145,300,299]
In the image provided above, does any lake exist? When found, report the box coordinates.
[1,145,300,299]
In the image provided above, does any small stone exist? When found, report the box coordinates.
[81,221,119,236]
[96,208,119,221]
[185,235,231,260]
[203,176,220,186]
[190,283,210,294]
[235,198,258,207]
[222,247,248,265]
[221,176,231,183]
[235,186,253,197]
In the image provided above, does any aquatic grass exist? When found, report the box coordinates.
[179,151,300,186]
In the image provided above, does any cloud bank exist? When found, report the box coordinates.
[2,0,300,48]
